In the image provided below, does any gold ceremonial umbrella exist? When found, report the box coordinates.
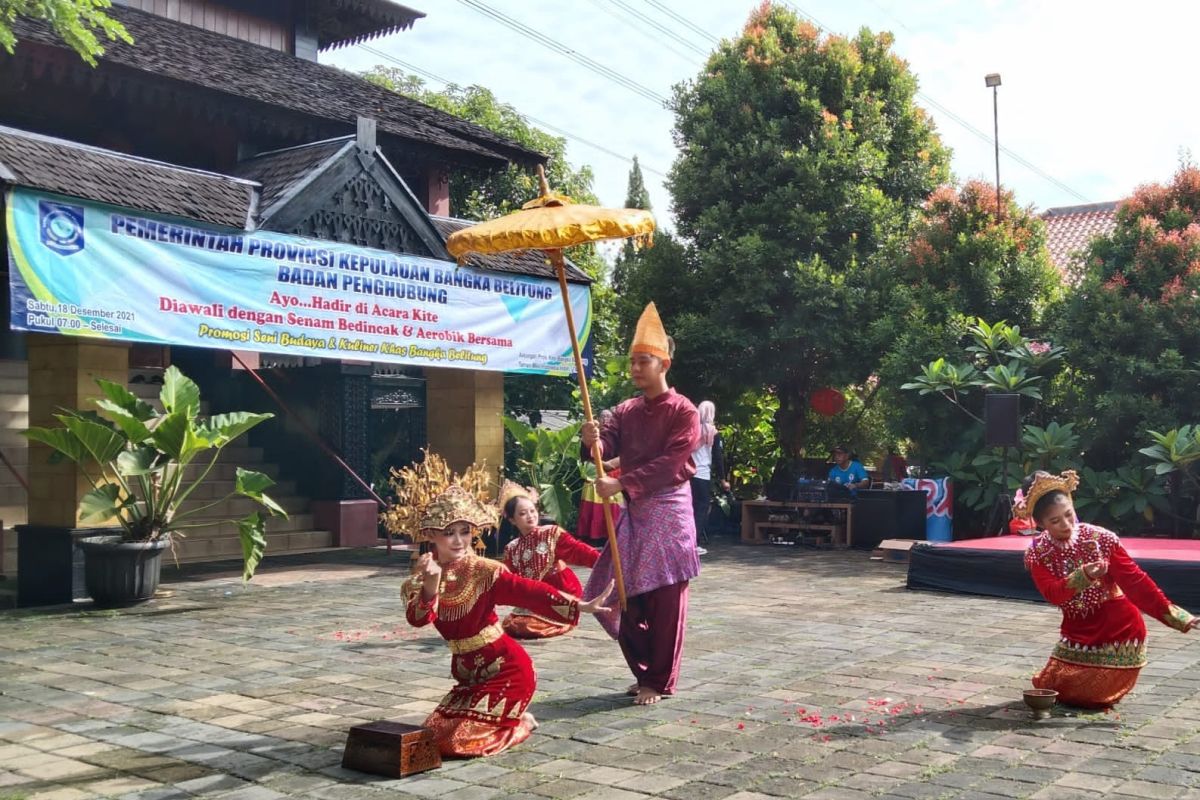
[446,165,654,610]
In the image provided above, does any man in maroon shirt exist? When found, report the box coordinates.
[582,302,701,705]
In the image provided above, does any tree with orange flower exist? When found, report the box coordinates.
[638,2,949,456]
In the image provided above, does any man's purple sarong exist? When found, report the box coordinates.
[585,482,699,639]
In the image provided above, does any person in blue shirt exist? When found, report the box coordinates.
[828,445,869,490]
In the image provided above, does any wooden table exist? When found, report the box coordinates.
[740,499,855,547]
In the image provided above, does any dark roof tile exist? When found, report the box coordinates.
[235,137,352,218]
[12,6,543,166]
[0,124,254,228]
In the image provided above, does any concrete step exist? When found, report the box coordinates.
[0,487,27,506]
[175,492,308,518]
[0,430,28,446]
[176,477,295,500]
[0,505,26,526]
[0,394,28,413]
[170,529,334,563]
[174,512,316,537]
[178,460,278,480]
[0,411,28,429]
[0,360,28,378]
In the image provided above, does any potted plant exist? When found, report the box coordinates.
[23,366,286,606]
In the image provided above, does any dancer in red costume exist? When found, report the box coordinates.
[498,481,600,639]
[406,485,612,757]
[1020,470,1197,707]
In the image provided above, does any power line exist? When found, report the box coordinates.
[454,0,669,106]
[357,46,669,179]
[607,0,710,56]
[856,0,915,34]
[585,0,704,66]
[644,0,721,45]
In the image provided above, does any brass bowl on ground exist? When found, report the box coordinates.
[1023,688,1058,720]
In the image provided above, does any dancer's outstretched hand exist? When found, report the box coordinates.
[579,580,615,615]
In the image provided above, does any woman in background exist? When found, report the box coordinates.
[690,401,729,555]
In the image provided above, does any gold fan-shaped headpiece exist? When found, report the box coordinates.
[1014,470,1079,520]
[380,449,496,543]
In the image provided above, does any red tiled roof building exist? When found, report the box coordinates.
[1041,201,1118,280]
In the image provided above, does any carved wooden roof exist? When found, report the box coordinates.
[314,0,425,51]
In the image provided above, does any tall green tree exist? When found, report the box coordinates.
[615,155,653,270]
[1051,162,1200,470]
[363,68,619,420]
[872,178,1061,460]
[663,3,950,455]
[624,155,651,211]
[612,155,658,302]
[1,0,130,66]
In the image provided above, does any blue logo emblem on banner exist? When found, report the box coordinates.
[38,200,85,256]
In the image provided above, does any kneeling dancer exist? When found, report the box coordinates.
[406,485,612,756]
[1022,469,1196,708]
[499,481,600,639]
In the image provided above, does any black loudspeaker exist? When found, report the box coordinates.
[985,393,1021,447]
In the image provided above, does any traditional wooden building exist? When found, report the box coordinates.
[0,0,591,593]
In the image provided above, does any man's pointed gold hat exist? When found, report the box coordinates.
[630,302,670,361]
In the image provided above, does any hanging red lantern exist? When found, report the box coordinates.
[810,387,846,417]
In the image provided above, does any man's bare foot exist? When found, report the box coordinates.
[522,711,539,731]
[626,683,640,696]
[634,686,661,705]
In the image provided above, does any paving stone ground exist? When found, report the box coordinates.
[2,539,1200,800]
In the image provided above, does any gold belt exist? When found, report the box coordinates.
[448,622,503,654]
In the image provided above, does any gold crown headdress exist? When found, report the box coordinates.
[419,485,497,536]
[380,448,496,543]
[498,480,539,512]
[1014,470,1079,520]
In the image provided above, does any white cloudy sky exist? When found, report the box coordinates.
[326,1,1200,231]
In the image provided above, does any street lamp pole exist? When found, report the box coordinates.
[985,73,1002,218]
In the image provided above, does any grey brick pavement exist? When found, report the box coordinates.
[2,541,1200,799]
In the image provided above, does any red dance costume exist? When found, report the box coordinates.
[405,555,580,757]
[1025,523,1194,707]
[502,525,600,639]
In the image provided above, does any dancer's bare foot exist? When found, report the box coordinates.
[522,711,539,731]
[626,683,640,696]
[634,686,661,705]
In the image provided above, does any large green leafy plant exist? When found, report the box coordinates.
[23,366,285,580]
[502,415,587,529]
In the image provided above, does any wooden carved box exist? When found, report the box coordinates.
[342,721,441,778]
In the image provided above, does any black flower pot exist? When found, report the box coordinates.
[78,536,171,607]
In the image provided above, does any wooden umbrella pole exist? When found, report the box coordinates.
[551,250,627,611]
